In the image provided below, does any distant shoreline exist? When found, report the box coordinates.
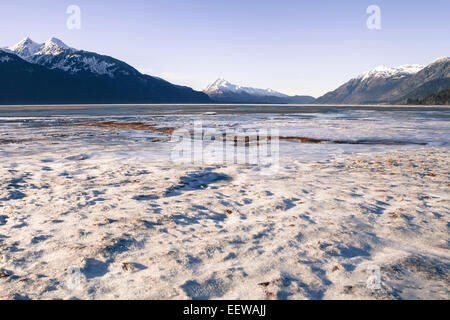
[0,104,449,116]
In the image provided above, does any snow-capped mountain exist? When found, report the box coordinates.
[7,37,43,59]
[6,37,131,77]
[204,78,315,104]
[384,57,450,102]
[357,64,424,81]
[8,37,73,58]
[0,37,210,104]
[316,58,449,104]
[205,78,289,98]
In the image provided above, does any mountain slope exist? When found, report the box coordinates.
[204,78,315,104]
[1,37,211,104]
[406,87,450,105]
[0,50,86,104]
[388,57,450,102]
[8,37,140,78]
[315,65,424,104]
[316,57,449,104]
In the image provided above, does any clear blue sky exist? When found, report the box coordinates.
[1,0,449,97]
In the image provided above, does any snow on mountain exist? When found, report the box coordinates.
[316,58,448,104]
[0,38,211,104]
[357,64,424,81]
[6,37,120,77]
[38,37,72,55]
[205,78,288,98]
[8,37,73,59]
[204,78,316,103]
[432,57,450,64]
[7,37,43,60]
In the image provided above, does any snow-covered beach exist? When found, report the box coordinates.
[0,106,449,299]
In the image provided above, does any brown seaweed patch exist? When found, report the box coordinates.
[280,137,427,145]
[76,121,176,135]
[185,133,419,145]
[279,136,324,143]
[0,139,34,145]
[185,132,324,145]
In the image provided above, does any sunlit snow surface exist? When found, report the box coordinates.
[0,105,449,162]
[0,105,449,300]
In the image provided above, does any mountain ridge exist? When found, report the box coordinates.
[0,37,211,104]
[2,37,449,105]
[204,78,316,104]
[316,57,450,104]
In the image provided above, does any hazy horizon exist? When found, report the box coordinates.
[1,0,449,97]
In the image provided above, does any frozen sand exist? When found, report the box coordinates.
[0,108,449,300]
[0,146,448,299]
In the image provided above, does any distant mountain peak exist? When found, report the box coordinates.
[431,56,449,64]
[204,78,315,104]
[8,37,43,59]
[204,78,288,98]
[0,37,211,104]
[5,37,118,76]
[204,78,230,93]
[8,37,74,58]
[40,37,73,55]
[316,57,449,104]
[48,37,68,46]
[357,64,424,81]
[11,36,36,47]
